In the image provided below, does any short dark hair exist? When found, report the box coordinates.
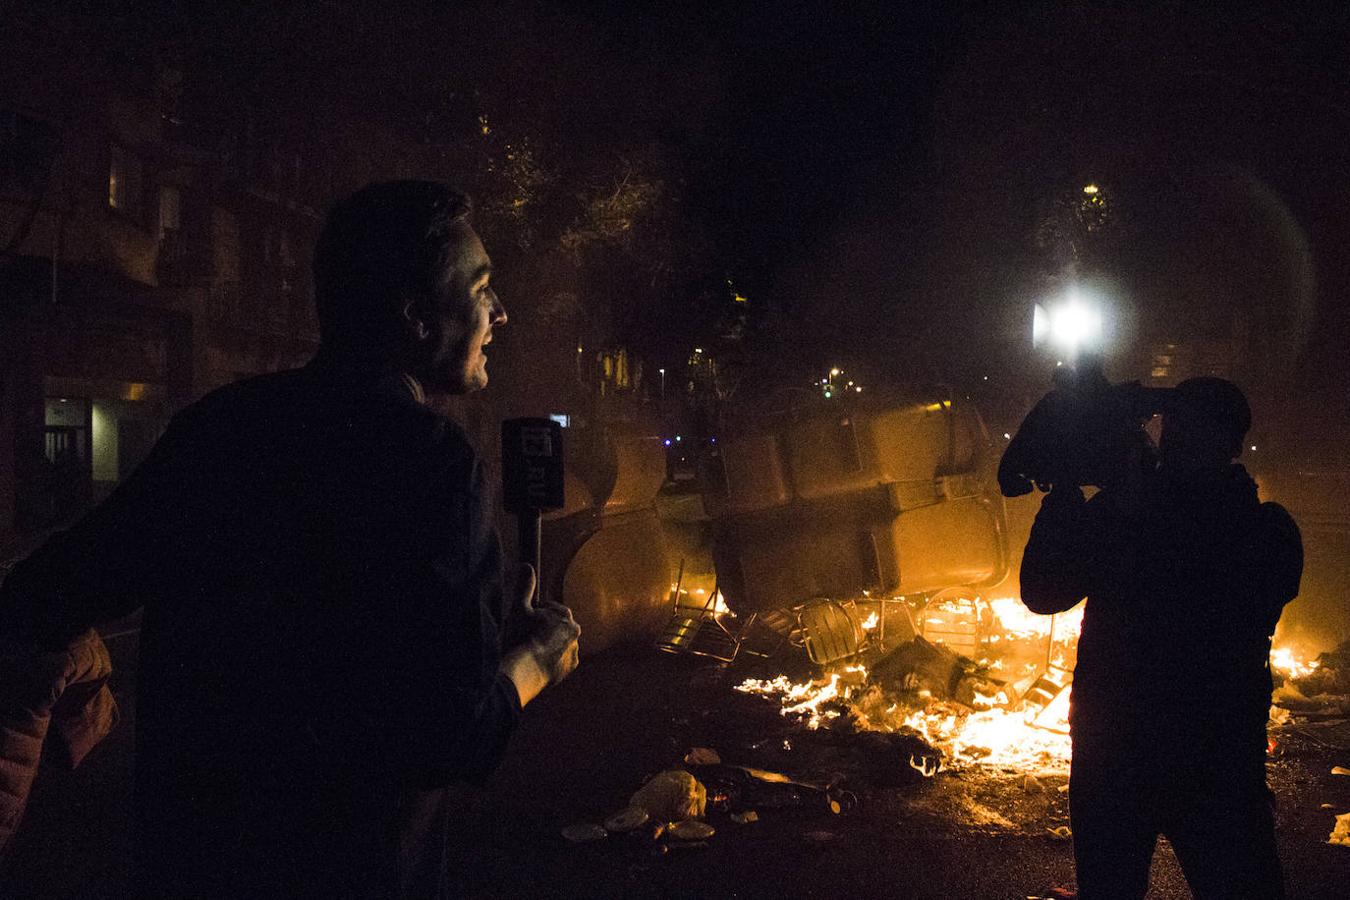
[1170,377,1252,455]
[313,180,473,350]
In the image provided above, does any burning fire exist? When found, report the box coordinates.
[1270,645,1319,680]
[672,582,731,614]
[737,661,1074,775]
[736,596,1080,775]
[735,596,1310,777]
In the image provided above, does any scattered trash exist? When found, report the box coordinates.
[561,823,608,843]
[737,766,792,783]
[603,807,650,833]
[802,830,839,843]
[1329,812,1350,848]
[1331,766,1350,776]
[1283,720,1350,752]
[909,753,940,778]
[667,840,710,851]
[631,770,707,821]
[684,747,721,766]
[869,635,997,703]
[1023,774,1044,794]
[686,762,854,815]
[954,796,1016,829]
[730,810,759,825]
[1046,825,1073,841]
[669,819,716,841]
[1026,886,1077,900]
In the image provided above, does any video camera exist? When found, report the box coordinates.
[997,358,1171,496]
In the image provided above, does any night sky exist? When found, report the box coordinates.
[543,2,1348,402]
[39,1,1350,425]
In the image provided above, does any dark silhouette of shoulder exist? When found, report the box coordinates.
[163,367,482,496]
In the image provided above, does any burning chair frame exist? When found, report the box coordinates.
[656,561,752,664]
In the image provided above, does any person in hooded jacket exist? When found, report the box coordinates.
[1021,377,1302,900]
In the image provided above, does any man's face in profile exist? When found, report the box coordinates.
[419,223,507,394]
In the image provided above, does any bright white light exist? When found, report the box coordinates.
[1034,290,1103,356]
[1051,295,1099,349]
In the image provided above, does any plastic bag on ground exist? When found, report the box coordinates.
[1330,812,1350,847]
[630,770,707,821]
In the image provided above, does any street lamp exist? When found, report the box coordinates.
[658,367,665,399]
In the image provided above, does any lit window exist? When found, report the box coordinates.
[108,145,143,212]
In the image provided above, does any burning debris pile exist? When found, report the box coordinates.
[1272,640,1350,716]
[729,595,1338,778]
[735,596,1081,777]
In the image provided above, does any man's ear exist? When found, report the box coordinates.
[401,298,430,341]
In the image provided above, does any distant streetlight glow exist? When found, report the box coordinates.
[1082,184,1099,194]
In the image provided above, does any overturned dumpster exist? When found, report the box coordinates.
[540,417,673,654]
[705,393,1009,618]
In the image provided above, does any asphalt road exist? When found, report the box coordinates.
[3,635,1349,899]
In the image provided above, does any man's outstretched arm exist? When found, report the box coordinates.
[0,409,211,647]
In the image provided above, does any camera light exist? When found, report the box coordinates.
[1033,290,1103,356]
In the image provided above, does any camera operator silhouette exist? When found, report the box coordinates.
[1018,375,1301,899]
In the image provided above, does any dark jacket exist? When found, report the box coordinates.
[0,361,521,897]
[1021,464,1302,751]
